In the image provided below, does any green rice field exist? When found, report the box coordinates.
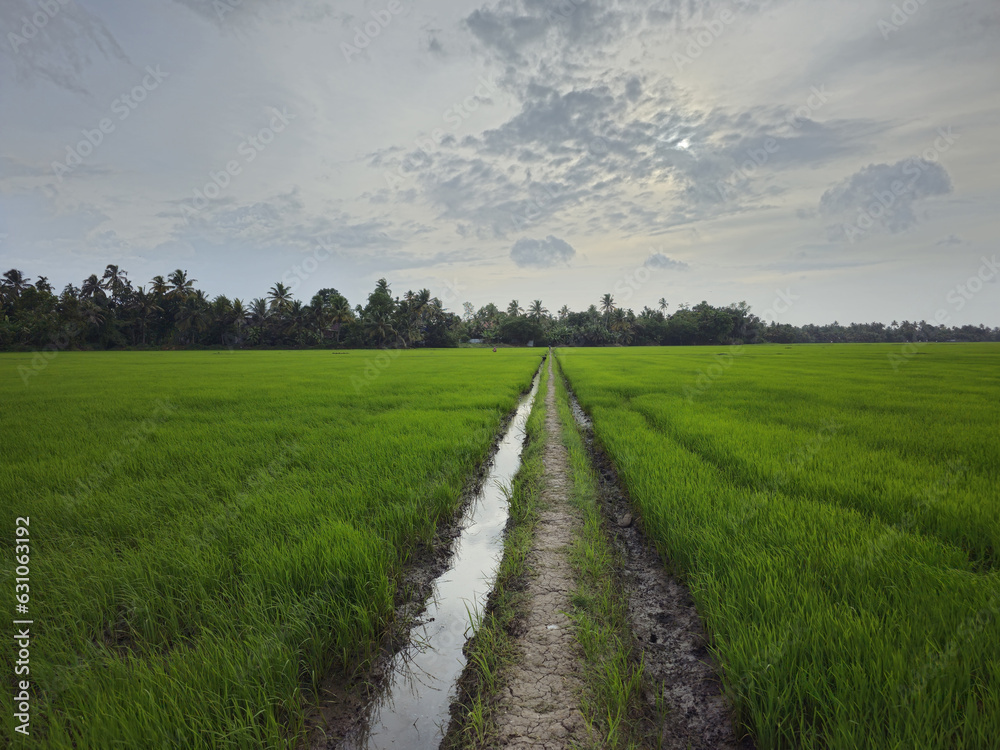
[2,343,998,748]
[556,343,1000,749]
[0,349,542,748]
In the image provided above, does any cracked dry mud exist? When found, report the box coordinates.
[494,356,586,749]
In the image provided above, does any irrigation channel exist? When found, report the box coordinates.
[339,368,542,749]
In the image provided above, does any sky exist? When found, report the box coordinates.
[1,0,998,326]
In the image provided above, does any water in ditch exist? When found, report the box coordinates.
[340,369,541,749]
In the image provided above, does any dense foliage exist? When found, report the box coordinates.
[2,266,997,350]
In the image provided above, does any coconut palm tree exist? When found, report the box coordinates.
[231,298,248,345]
[176,293,210,344]
[80,274,104,300]
[365,311,396,347]
[131,287,162,345]
[149,275,169,297]
[558,304,570,320]
[506,300,523,317]
[1,269,31,298]
[101,264,131,305]
[329,296,353,344]
[249,298,269,324]
[528,300,548,321]
[658,297,669,312]
[35,276,53,294]
[167,269,197,299]
[267,282,293,315]
[600,293,615,317]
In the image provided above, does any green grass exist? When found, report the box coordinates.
[556,343,1000,750]
[447,355,549,748]
[551,359,649,749]
[0,349,542,748]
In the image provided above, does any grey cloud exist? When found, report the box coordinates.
[936,234,964,246]
[644,253,689,270]
[0,0,127,92]
[819,158,953,239]
[510,235,576,267]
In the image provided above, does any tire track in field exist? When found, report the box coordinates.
[565,390,752,750]
[494,355,587,749]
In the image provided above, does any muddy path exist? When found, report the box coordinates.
[564,376,753,750]
[492,355,587,748]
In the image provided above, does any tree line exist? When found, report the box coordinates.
[1,267,997,351]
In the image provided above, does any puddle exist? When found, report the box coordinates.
[339,370,541,750]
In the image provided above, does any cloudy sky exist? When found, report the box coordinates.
[1,0,998,325]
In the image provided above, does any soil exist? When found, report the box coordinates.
[567,392,754,750]
[492,355,587,749]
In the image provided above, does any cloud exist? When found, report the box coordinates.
[936,234,964,246]
[510,235,576,267]
[819,158,953,240]
[644,252,689,270]
[0,0,128,92]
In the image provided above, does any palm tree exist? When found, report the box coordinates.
[528,300,548,321]
[558,304,570,320]
[176,293,210,344]
[600,293,615,317]
[506,300,523,317]
[267,282,293,315]
[249,298,269,324]
[35,276,53,294]
[131,287,162,345]
[167,269,197,299]
[329,296,353,344]
[1,269,31,298]
[231,298,248,345]
[658,297,669,312]
[413,288,431,321]
[365,311,396,347]
[149,275,169,297]
[80,274,103,300]
[101,264,131,304]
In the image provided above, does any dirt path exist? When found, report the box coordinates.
[494,356,587,749]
